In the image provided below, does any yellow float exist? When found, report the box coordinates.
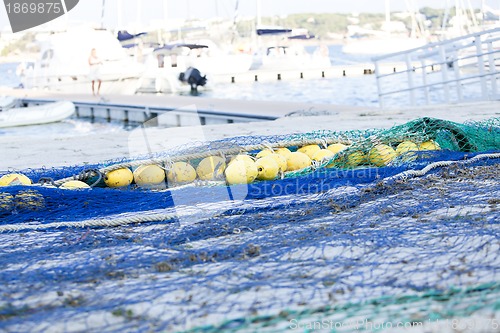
[312,149,335,167]
[133,165,166,186]
[419,140,441,150]
[297,145,321,159]
[287,152,312,171]
[196,156,226,181]
[167,162,197,184]
[345,151,366,168]
[396,141,418,155]
[255,156,280,180]
[60,180,91,190]
[104,168,134,188]
[0,173,32,186]
[225,159,258,185]
[368,144,397,167]
[327,143,348,154]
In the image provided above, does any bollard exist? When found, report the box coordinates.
[254,75,258,82]
[321,71,325,78]
[393,67,396,73]
[277,73,281,80]
[342,70,346,76]
[300,72,303,79]
[231,76,235,83]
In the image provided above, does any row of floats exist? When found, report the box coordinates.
[0,140,440,190]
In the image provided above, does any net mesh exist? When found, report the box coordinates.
[0,117,499,332]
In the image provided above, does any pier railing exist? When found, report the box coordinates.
[373,27,500,107]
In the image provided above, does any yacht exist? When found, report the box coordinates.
[251,27,331,70]
[19,27,145,95]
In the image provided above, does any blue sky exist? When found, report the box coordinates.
[0,0,494,32]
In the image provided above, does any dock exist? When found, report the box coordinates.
[3,88,367,126]
[211,61,432,84]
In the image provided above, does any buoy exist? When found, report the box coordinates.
[312,149,335,167]
[60,180,91,190]
[0,173,31,187]
[275,147,292,158]
[15,190,45,210]
[0,192,14,211]
[419,140,441,151]
[225,159,258,185]
[369,144,397,167]
[297,145,321,159]
[268,153,288,172]
[327,143,348,154]
[256,149,274,159]
[196,156,226,181]
[345,151,366,168]
[255,156,280,180]
[287,152,312,171]
[396,141,418,155]
[167,162,197,184]
[104,168,134,188]
[133,165,165,186]
[231,154,254,164]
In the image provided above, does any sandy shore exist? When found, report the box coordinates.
[0,99,499,171]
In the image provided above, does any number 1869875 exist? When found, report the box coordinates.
[5,2,62,14]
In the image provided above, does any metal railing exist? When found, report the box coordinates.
[373,27,500,107]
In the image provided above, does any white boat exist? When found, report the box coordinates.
[342,36,427,55]
[19,27,145,95]
[0,96,17,111]
[137,43,212,94]
[0,101,75,128]
[251,27,331,70]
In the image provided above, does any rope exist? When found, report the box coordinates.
[1,153,498,233]
[383,152,500,183]
[0,212,178,233]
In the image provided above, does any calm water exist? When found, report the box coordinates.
[197,44,381,107]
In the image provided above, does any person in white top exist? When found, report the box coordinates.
[88,48,103,96]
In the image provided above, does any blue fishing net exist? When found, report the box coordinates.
[0,117,499,332]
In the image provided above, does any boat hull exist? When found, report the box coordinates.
[0,101,75,128]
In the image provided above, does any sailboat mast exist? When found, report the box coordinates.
[256,0,262,26]
[101,0,105,29]
[117,0,122,29]
[385,0,391,27]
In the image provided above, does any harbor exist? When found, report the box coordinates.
[0,1,499,333]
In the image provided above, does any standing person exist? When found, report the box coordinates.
[88,48,103,96]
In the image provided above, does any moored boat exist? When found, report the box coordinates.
[0,100,75,128]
